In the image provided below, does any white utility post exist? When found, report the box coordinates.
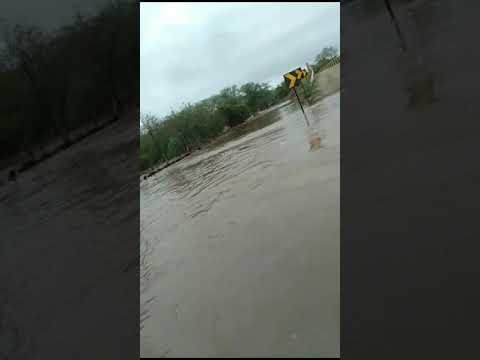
[306,62,314,83]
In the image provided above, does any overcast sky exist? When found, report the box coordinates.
[141,2,339,118]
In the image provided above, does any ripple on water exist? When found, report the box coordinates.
[140,94,340,341]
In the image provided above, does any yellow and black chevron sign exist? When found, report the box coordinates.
[283,67,308,89]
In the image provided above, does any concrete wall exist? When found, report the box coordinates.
[312,63,340,103]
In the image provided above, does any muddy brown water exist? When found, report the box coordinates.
[140,92,340,357]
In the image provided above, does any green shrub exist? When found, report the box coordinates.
[301,79,314,102]
[217,103,250,127]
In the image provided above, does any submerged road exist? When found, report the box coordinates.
[141,92,340,357]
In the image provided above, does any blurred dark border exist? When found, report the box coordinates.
[0,1,139,359]
[341,0,479,358]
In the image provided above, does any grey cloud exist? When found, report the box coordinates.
[141,3,340,117]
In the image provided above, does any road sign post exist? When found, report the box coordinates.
[284,67,310,127]
[293,87,310,127]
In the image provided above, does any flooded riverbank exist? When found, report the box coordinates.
[141,92,340,357]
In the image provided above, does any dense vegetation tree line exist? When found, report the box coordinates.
[0,0,138,168]
[140,46,339,171]
[310,46,340,73]
[140,81,286,171]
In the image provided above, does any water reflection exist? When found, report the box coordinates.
[344,0,457,111]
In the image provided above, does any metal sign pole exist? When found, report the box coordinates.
[293,87,310,127]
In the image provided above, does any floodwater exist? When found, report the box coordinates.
[0,111,139,359]
[140,92,340,357]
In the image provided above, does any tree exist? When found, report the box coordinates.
[273,82,290,103]
[315,46,338,63]
[0,0,138,165]
[167,136,182,158]
[314,45,339,72]
[2,24,59,149]
[218,103,250,127]
[240,82,273,114]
